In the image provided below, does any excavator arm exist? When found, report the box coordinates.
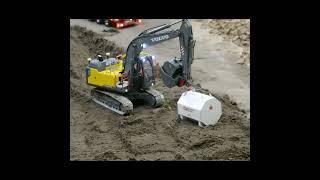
[123,19,196,91]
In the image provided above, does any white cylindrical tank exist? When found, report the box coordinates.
[177,90,222,127]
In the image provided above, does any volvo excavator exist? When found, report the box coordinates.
[85,19,196,115]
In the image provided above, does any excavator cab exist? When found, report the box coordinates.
[130,52,156,90]
[139,55,155,89]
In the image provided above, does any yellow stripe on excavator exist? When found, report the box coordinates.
[87,51,152,88]
[87,60,124,87]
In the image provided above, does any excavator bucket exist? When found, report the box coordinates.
[160,58,184,88]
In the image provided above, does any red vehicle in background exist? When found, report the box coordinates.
[105,19,142,28]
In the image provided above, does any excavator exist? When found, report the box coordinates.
[85,19,196,115]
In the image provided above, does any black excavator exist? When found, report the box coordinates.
[86,19,196,115]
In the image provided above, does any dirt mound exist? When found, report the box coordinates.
[207,19,250,66]
[70,26,250,160]
[71,26,124,57]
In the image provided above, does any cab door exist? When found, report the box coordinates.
[141,56,155,89]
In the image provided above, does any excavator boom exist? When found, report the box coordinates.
[123,19,196,90]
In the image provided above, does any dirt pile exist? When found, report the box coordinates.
[70,26,250,160]
[207,19,250,66]
[71,26,124,57]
